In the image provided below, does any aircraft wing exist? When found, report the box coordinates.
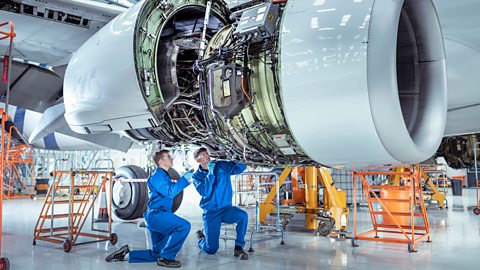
[432,0,480,136]
[0,0,135,151]
[0,0,125,113]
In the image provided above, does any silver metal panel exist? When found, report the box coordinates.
[0,0,123,65]
[432,0,480,136]
[0,103,132,151]
[279,0,392,167]
[0,62,65,113]
[64,0,153,134]
[445,105,480,136]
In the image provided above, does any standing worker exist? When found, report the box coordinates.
[192,147,249,260]
[105,150,193,268]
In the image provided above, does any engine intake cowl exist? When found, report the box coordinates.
[279,0,447,166]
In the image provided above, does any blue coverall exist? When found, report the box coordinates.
[129,168,191,263]
[192,161,247,254]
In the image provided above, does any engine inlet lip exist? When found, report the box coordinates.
[367,0,447,163]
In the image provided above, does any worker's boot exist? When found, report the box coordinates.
[234,246,248,260]
[157,258,181,268]
[196,229,205,240]
[105,244,129,262]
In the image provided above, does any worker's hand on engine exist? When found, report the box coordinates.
[208,160,216,172]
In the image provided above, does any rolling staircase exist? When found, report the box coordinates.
[33,159,117,252]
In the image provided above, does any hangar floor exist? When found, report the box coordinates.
[2,188,480,270]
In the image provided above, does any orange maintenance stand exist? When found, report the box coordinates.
[351,165,431,253]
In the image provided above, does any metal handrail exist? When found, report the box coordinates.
[234,170,288,251]
[93,159,115,171]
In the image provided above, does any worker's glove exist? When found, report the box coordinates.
[208,160,216,173]
[182,171,193,181]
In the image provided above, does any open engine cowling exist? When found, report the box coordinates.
[64,0,447,167]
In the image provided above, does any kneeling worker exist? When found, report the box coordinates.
[192,147,249,260]
[105,149,193,268]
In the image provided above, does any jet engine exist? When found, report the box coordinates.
[64,0,447,167]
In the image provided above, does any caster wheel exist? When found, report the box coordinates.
[280,240,285,245]
[63,240,72,253]
[317,222,331,236]
[110,233,118,245]
[473,207,480,215]
[32,239,36,245]
[248,247,254,253]
[0,257,10,270]
[317,217,335,237]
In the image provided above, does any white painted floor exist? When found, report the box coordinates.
[1,188,480,270]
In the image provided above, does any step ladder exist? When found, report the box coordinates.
[5,143,35,199]
[33,159,118,252]
[352,165,431,253]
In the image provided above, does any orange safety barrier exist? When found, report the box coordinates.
[351,165,431,253]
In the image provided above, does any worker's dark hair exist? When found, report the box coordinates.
[193,147,208,160]
[153,149,170,165]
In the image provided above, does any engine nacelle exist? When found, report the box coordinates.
[279,0,447,166]
[64,0,447,167]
